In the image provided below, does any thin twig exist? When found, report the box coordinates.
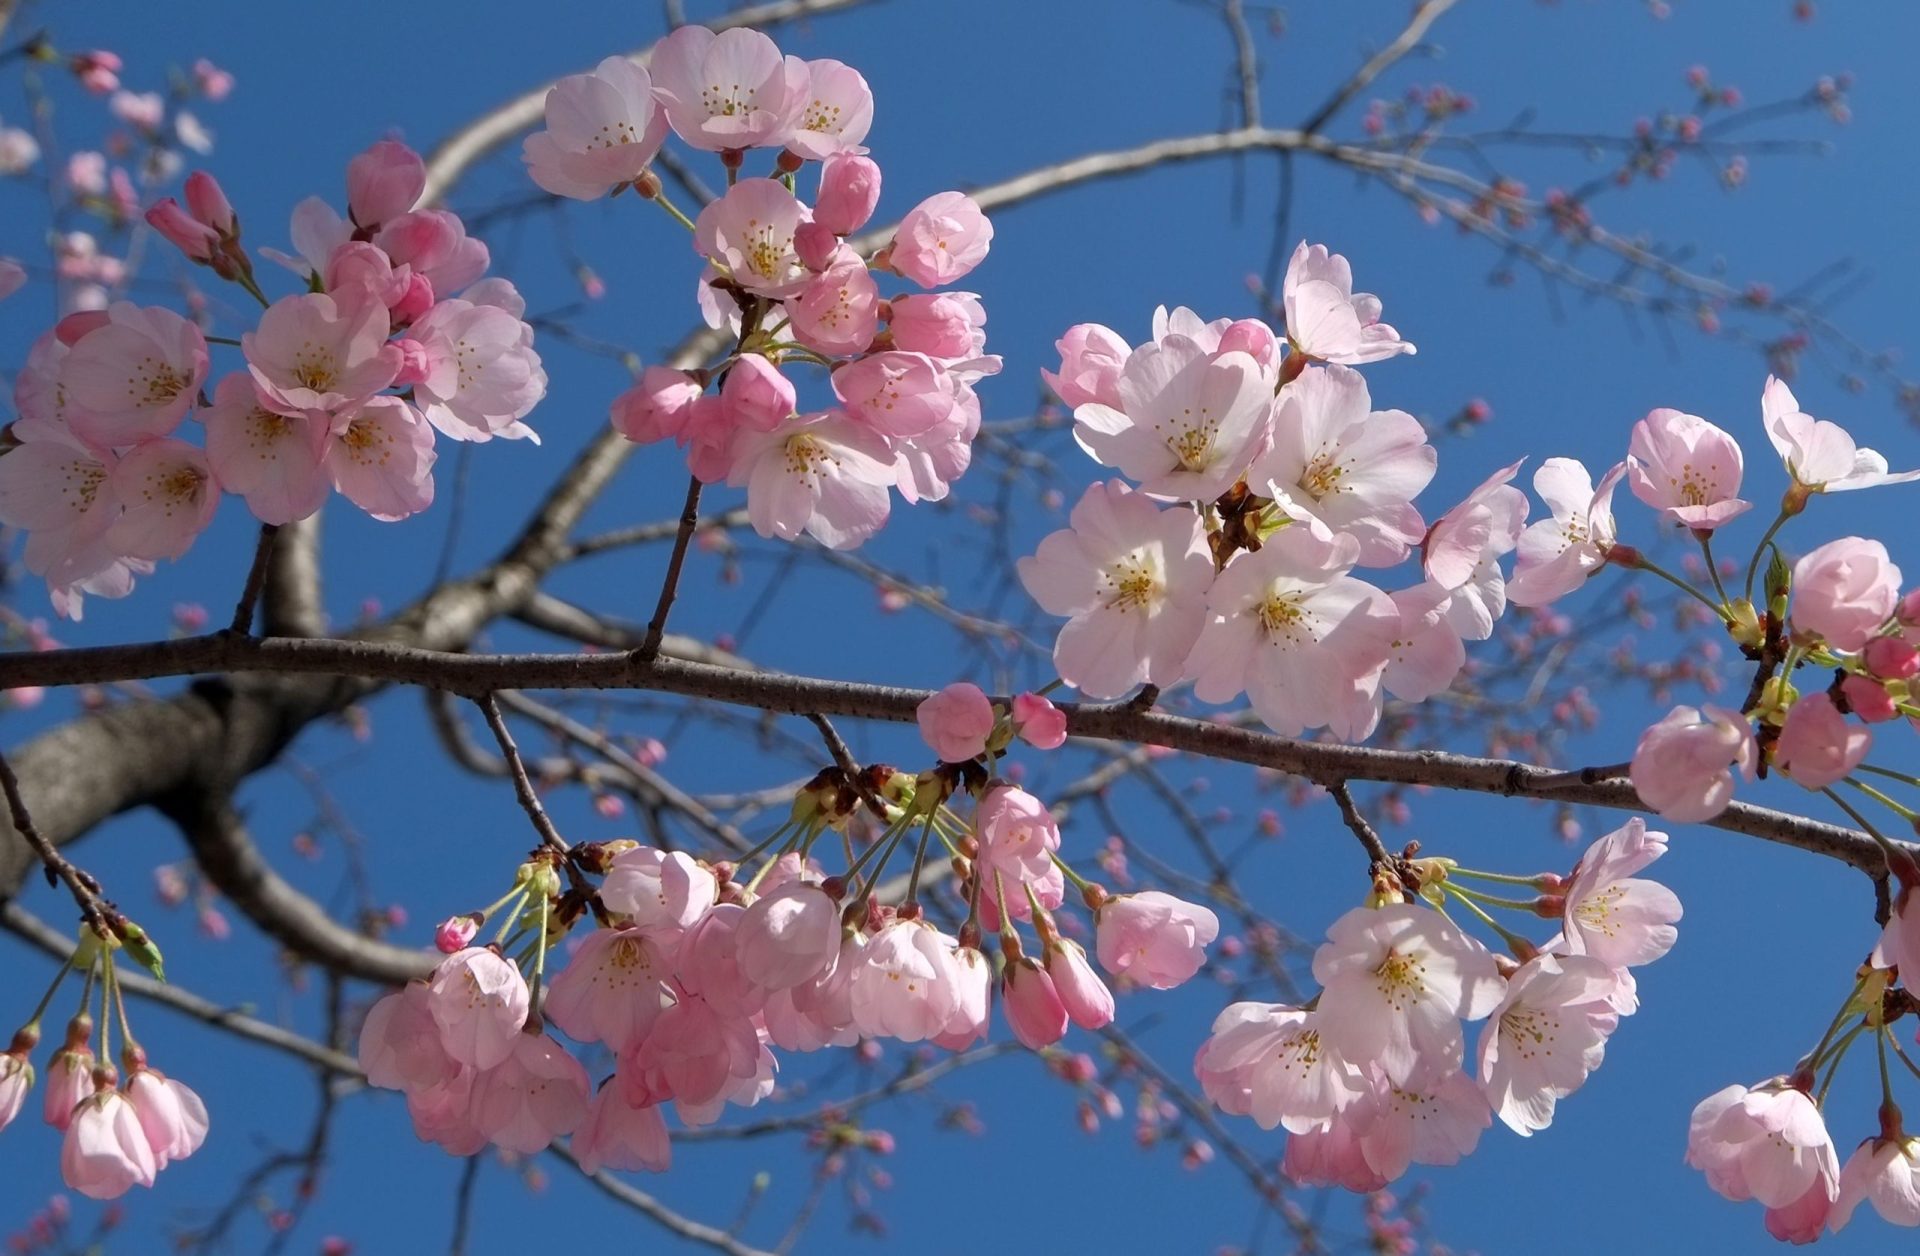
[229,523,282,635]
[637,475,706,663]
[1328,780,1391,870]
[0,747,102,921]
[1298,0,1460,136]
[476,693,568,852]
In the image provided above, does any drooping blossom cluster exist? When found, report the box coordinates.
[535,29,998,549]
[360,683,1217,1167]
[2,933,208,1201]
[0,138,545,616]
[1194,819,1678,1191]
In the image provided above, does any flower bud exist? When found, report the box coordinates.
[814,153,881,236]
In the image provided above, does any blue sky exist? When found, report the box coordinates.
[5,1,1920,1252]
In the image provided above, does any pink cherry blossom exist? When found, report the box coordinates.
[1001,958,1069,1049]
[372,210,490,296]
[727,409,897,549]
[1047,939,1115,1030]
[1311,902,1503,1086]
[787,252,881,356]
[145,197,219,262]
[1831,1135,1920,1230]
[244,292,402,424]
[325,243,427,326]
[1072,334,1272,502]
[814,152,881,236]
[42,1041,94,1131]
[1282,1109,1387,1193]
[1349,1065,1491,1181]
[889,192,992,288]
[1475,954,1621,1135]
[105,439,218,561]
[1626,407,1751,529]
[974,784,1063,922]
[735,880,841,991]
[358,984,459,1093]
[934,945,994,1051]
[1556,818,1681,968]
[1506,458,1626,607]
[1773,692,1871,789]
[611,366,706,445]
[649,25,808,152]
[834,351,956,439]
[785,59,874,161]
[544,926,674,1050]
[1043,323,1129,410]
[1763,375,1920,494]
[1842,673,1899,723]
[888,294,981,360]
[718,354,795,432]
[890,378,982,505]
[694,179,813,298]
[0,257,22,301]
[61,1088,156,1200]
[1095,890,1220,990]
[1380,582,1467,703]
[1011,692,1068,750]
[523,57,670,200]
[1016,479,1215,699]
[123,1065,208,1169]
[61,303,208,446]
[427,947,531,1070]
[184,172,233,236]
[621,994,763,1112]
[1253,364,1435,566]
[326,397,436,521]
[1688,1079,1839,1211]
[573,1082,670,1175]
[201,373,330,525]
[405,1069,487,1155]
[850,920,962,1043]
[917,682,995,762]
[0,436,122,590]
[1194,1002,1366,1133]
[599,846,717,938]
[1282,241,1415,364]
[1630,704,1759,823]
[346,139,426,229]
[1791,536,1900,652]
[768,932,863,1052]
[1185,523,1398,740]
[409,299,546,443]
[1872,887,1920,978]
[471,1031,590,1154]
[0,1052,30,1131]
[1422,459,1528,641]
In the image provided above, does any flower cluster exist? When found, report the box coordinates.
[2,934,208,1201]
[361,684,1216,1169]
[1195,819,1679,1191]
[533,29,998,549]
[0,139,544,617]
[1023,243,1462,736]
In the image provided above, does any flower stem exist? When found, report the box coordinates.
[1744,507,1792,601]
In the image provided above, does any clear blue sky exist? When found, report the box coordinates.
[4,1,1919,1252]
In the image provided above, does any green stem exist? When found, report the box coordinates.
[649,189,698,232]
[1744,507,1793,601]
[1847,777,1920,822]
[1443,884,1534,953]
[1449,866,1548,889]
[1631,555,1732,622]
[1699,533,1733,606]
[1817,1022,1868,1104]
[1822,787,1909,866]
[1805,972,1870,1066]
[1448,884,1540,912]
[1857,764,1920,790]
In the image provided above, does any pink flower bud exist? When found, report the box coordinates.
[1865,635,1920,679]
[610,367,705,445]
[434,914,479,953]
[1042,323,1129,409]
[888,293,976,359]
[1217,318,1280,370]
[1791,537,1901,653]
[1011,691,1067,750]
[144,199,219,262]
[889,191,991,288]
[183,171,234,236]
[814,153,881,236]
[389,338,430,388]
[347,140,426,229]
[390,273,435,327]
[1840,675,1898,724]
[718,354,795,433]
[1046,940,1115,1030]
[793,220,840,272]
[916,682,995,763]
[1773,693,1872,789]
[1002,958,1069,1050]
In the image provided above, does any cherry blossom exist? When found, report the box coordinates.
[649,25,808,152]
[122,1064,208,1169]
[408,298,546,443]
[849,921,962,1043]
[325,397,437,521]
[1001,958,1069,1049]
[1626,407,1751,530]
[359,984,459,1093]
[244,291,401,425]
[611,366,705,445]
[1281,1110,1386,1192]
[574,1083,670,1175]
[1011,692,1068,749]
[785,59,874,161]
[60,1088,155,1200]
[523,56,670,200]
[735,881,841,991]
[1094,890,1219,990]
[1763,375,1920,495]
[1311,903,1503,1086]
[1348,1065,1492,1182]
[1282,241,1415,364]
[60,303,208,446]
[1194,1001,1367,1133]
[726,409,897,549]
[833,351,956,439]
[1252,363,1435,566]
[1422,459,1528,640]
[1475,954,1621,1135]
[104,439,218,561]
[544,926,674,1049]
[787,251,881,356]
[1506,458,1626,608]
[1556,819,1681,969]
[471,1031,590,1154]
[0,1051,29,1132]
[1773,692,1872,789]
[1630,704,1759,823]
[426,947,531,1070]
[1831,1135,1920,1231]
[814,152,881,236]
[888,192,992,288]
[1043,322,1129,410]
[1017,479,1215,700]
[201,373,329,525]
[1688,1079,1840,1216]
[1790,536,1900,652]
[1071,334,1271,502]
[346,139,425,229]
[1185,523,1398,739]
[599,846,717,938]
